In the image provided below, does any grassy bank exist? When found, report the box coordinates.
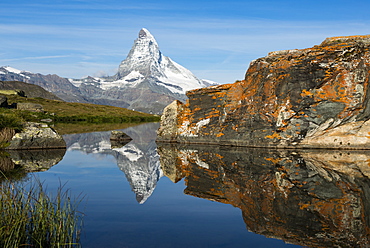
[1,94,160,125]
[0,177,84,247]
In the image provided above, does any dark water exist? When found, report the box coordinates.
[5,122,370,247]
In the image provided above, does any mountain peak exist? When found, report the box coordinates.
[136,28,158,48]
[139,28,154,40]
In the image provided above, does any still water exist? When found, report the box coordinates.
[6,122,370,247]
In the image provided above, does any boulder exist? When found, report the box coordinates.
[157,35,370,149]
[0,95,7,107]
[17,102,44,112]
[5,122,66,150]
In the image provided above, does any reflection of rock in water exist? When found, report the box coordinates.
[63,122,162,204]
[0,149,66,180]
[8,149,66,172]
[158,143,370,247]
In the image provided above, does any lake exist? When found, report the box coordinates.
[4,122,370,247]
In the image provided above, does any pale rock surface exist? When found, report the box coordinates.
[6,122,66,150]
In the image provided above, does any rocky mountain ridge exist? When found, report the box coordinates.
[0,80,61,100]
[0,66,87,103]
[157,35,370,149]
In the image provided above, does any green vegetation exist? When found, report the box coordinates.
[0,94,160,127]
[0,177,84,247]
[0,112,23,131]
[0,90,20,96]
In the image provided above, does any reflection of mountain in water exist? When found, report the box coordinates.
[63,122,162,204]
[157,143,370,247]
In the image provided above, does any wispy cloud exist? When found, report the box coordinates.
[0,55,73,62]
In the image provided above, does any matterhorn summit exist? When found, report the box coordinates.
[112,28,206,95]
[115,28,163,79]
[70,28,213,114]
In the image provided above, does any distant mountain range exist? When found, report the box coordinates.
[0,28,217,114]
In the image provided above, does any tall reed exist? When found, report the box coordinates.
[0,177,84,247]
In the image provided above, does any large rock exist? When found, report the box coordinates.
[157,100,184,141]
[157,35,370,149]
[5,122,66,150]
[17,102,44,112]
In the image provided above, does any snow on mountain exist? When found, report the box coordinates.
[71,28,209,95]
[3,66,23,74]
[0,66,31,79]
[202,79,220,87]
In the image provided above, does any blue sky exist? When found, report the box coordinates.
[0,0,369,83]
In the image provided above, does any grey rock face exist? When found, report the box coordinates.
[6,122,66,150]
[157,100,184,141]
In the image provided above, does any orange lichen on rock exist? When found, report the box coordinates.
[157,34,370,149]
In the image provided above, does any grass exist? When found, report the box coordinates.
[2,94,160,124]
[0,112,23,131]
[0,176,84,247]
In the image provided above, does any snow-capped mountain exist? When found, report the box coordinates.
[70,28,214,114]
[0,28,218,114]
[114,28,207,94]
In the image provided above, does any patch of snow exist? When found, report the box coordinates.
[4,66,23,74]
[68,78,82,87]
